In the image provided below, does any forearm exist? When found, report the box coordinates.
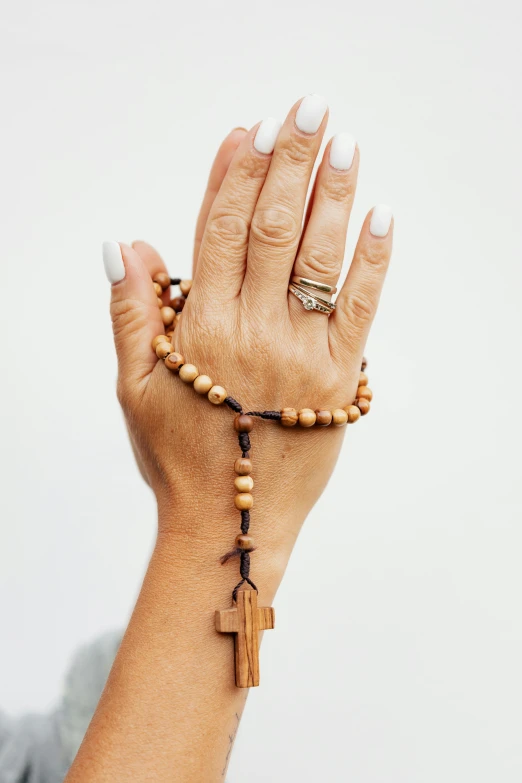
[64,503,291,782]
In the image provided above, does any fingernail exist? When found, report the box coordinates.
[254,117,282,154]
[369,205,393,238]
[329,133,356,171]
[295,94,328,134]
[102,241,125,284]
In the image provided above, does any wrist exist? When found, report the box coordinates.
[155,499,297,603]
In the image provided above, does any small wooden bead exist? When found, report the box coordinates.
[157,297,163,307]
[153,282,163,296]
[155,342,174,359]
[154,272,171,290]
[356,398,370,416]
[235,493,254,510]
[315,410,333,426]
[160,306,175,326]
[346,405,361,423]
[234,475,254,492]
[298,408,317,427]
[179,279,192,296]
[170,296,185,313]
[235,534,255,551]
[179,363,199,383]
[234,414,254,433]
[208,385,227,405]
[281,408,298,427]
[166,331,174,340]
[152,334,167,350]
[361,356,367,371]
[357,386,373,402]
[165,352,185,371]
[359,372,368,387]
[332,408,348,426]
[175,313,182,324]
[193,375,213,394]
[234,458,252,475]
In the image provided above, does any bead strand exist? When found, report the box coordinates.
[148,274,375,607]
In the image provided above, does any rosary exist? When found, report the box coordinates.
[149,272,372,688]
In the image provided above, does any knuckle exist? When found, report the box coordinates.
[205,211,249,249]
[298,242,341,280]
[239,154,271,180]
[110,297,149,339]
[251,207,299,247]
[278,134,312,167]
[360,243,389,270]
[342,289,375,329]
[323,175,355,204]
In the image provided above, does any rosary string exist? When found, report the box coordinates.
[151,276,373,607]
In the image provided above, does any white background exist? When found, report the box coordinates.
[1,0,521,780]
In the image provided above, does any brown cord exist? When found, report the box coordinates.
[221,373,365,602]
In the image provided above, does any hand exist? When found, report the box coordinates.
[123,127,247,485]
[75,95,394,782]
[104,94,393,594]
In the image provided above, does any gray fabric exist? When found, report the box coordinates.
[0,632,121,783]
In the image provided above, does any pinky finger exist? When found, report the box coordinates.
[329,205,393,370]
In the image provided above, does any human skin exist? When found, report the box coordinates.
[65,95,393,782]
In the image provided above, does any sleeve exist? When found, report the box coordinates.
[0,631,122,783]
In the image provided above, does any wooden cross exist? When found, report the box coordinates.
[215,589,275,688]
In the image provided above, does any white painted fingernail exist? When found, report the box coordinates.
[329,133,356,171]
[254,117,282,154]
[369,205,393,237]
[102,241,125,284]
[295,94,328,134]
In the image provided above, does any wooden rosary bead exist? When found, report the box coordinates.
[357,386,373,402]
[234,475,254,492]
[153,282,163,296]
[170,296,185,312]
[235,534,255,551]
[281,408,298,427]
[332,408,348,426]
[160,306,175,326]
[235,493,254,510]
[179,363,199,383]
[152,334,167,350]
[155,342,174,359]
[154,272,171,290]
[356,398,370,416]
[359,372,368,387]
[234,414,254,433]
[298,408,316,427]
[315,410,333,426]
[208,385,227,405]
[175,312,182,324]
[166,331,174,340]
[179,279,192,296]
[346,405,361,423]
[193,374,213,394]
[234,457,252,475]
[157,297,163,307]
[165,352,185,371]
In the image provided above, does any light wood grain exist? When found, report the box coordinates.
[215,589,275,688]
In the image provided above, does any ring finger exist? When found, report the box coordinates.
[242,94,329,309]
[289,133,359,332]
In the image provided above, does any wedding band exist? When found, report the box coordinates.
[291,283,336,309]
[288,284,335,315]
[291,276,337,295]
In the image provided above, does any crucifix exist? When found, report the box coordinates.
[215,589,275,688]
